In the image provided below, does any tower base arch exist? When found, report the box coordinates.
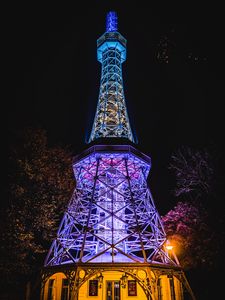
[41,263,195,300]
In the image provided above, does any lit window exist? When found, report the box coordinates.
[61,278,69,300]
[47,279,55,300]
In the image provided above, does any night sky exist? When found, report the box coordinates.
[7,3,224,215]
[5,2,225,299]
[7,3,225,212]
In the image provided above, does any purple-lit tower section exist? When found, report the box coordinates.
[45,12,175,267]
[45,145,171,265]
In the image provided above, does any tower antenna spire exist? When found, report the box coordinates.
[106,11,118,32]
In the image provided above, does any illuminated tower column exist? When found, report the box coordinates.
[89,11,135,143]
[44,12,170,267]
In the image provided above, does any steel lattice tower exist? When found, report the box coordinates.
[45,12,172,267]
[42,11,195,300]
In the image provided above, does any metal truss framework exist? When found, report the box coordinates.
[88,29,135,143]
[45,146,177,267]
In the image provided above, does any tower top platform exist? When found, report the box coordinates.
[97,31,127,63]
[97,11,126,63]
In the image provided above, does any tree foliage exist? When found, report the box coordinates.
[1,127,74,285]
[169,146,214,197]
[163,146,223,271]
[162,201,216,270]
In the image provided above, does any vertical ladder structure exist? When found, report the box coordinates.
[41,11,195,300]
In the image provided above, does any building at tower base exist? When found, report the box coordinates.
[41,263,195,300]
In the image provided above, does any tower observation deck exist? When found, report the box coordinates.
[88,11,135,143]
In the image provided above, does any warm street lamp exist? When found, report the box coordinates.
[165,244,174,251]
[165,240,180,265]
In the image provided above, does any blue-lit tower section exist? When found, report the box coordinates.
[88,11,135,143]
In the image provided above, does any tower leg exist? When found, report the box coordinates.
[180,271,196,300]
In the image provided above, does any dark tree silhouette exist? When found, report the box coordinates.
[162,201,215,270]
[169,146,214,198]
[1,127,74,298]
[162,146,223,272]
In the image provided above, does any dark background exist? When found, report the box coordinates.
[5,1,225,299]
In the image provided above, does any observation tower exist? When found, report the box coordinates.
[41,11,195,300]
